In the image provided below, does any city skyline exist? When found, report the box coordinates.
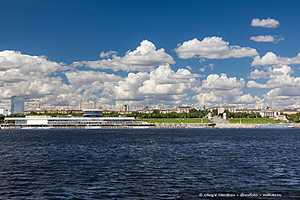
[1,1,300,109]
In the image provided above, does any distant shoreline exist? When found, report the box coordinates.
[0,123,297,130]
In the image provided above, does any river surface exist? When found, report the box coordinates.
[0,128,299,199]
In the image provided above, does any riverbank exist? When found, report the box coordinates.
[141,118,210,124]
[152,123,295,129]
[2,123,298,129]
[214,123,295,128]
[2,116,297,129]
[228,118,284,124]
[152,123,215,128]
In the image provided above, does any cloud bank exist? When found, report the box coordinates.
[1,34,300,109]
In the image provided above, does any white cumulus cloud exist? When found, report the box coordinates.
[250,65,292,80]
[0,50,68,100]
[175,36,257,59]
[247,64,300,107]
[250,35,278,43]
[73,40,175,72]
[197,74,259,107]
[251,18,280,28]
[252,52,300,66]
[202,74,245,90]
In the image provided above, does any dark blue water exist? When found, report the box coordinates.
[0,129,299,199]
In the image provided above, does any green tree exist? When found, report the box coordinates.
[0,115,4,123]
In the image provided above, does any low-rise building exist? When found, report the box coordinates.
[4,115,153,128]
[25,99,41,112]
[160,109,174,114]
[281,109,298,115]
[235,108,261,114]
[259,108,281,118]
[176,106,194,113]
[208,106,237,115]
[79,100,96,110]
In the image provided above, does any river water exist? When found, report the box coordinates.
[0,128,299,199]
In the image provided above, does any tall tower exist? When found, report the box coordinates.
[11,96,25,114]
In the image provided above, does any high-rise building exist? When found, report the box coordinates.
[11,96,25,114]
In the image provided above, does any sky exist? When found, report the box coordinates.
[1,0,300,109]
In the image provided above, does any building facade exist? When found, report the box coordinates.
[25,99,41,112]
[4,116,153,128]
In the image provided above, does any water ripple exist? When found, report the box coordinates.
[0,128,299,199]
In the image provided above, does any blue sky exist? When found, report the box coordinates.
[0,1,298,61]
[1,0,300,109]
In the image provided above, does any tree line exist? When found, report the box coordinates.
[124,109,209,119]
[286,113,300,123]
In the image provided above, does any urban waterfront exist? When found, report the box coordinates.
[0,129,299,199]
